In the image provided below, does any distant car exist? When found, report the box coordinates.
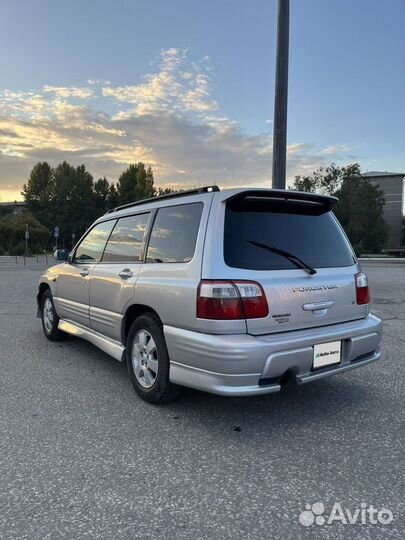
[37,186,382,403]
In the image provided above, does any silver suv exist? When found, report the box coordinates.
[37,186,382,403]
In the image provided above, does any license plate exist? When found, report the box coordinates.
[313,341,342,369]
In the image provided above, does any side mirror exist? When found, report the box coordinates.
[54,248,70,261]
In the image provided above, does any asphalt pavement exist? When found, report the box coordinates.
[0,260,404,540]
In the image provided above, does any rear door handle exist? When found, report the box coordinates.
[118,269,133,279]
[302,301,334,311]
[80,268,89,277]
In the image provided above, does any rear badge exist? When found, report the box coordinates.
[272,313,291,324]
[293,284,338,293]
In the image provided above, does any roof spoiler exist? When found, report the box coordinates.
[224,189,338,215]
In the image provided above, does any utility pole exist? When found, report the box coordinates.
[272,0,290,189]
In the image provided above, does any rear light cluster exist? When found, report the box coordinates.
[197,280,269,320]
[355,272,370,305]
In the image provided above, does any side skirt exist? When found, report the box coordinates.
[58,319,125,362]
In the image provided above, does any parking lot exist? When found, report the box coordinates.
[0,260,404,540]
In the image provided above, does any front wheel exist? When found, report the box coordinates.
[41,289,65,341]
[126,313,181,404]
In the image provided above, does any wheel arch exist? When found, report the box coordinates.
[36,282,51,315]
[122,304,162,346]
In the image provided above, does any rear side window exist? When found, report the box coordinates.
[74,220,116,263]
[224,203,355,270]
[102,213,149,262]
[146,203,203,263]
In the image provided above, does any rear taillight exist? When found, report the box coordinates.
[197,280,269,319]
[355,272,370,305]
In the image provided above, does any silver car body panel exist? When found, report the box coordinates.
[89,262,140,340]
[52,262,95,328]
[58,319,125,361]
[38,187,383,397]
[165,314,382,395]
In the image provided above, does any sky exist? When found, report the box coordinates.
[0,0,404,201]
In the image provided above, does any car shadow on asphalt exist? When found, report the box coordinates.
[60,333,378,437]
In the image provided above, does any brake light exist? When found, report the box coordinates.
[355,272,370,305]
[197,280,269,319]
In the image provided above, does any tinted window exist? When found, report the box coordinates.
[102,213,150,262]
[146,203,203,263]
[75,221,115,263]
[224,204,354,270]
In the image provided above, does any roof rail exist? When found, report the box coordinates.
[105,185,220,214]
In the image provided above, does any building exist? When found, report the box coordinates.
[363,172,404,249]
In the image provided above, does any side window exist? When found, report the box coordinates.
[102,213,150,262]
[146,203,203,263]
[74,221,115,263]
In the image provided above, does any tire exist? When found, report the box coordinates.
[126,313,181,404]
[40,289,66,341]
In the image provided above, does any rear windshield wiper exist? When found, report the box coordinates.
[248,240,317,275]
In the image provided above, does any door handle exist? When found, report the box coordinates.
[80,268,89,277]
[118,269,133,279]
[302,301,334,311]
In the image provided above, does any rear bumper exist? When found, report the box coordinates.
[164,315,382,396]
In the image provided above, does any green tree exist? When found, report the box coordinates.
[116,163,155,204]
[291,174,319,193]
[0,213,50,255]
[156,186,176,196]
[49,162,96,245]
[107,184,120,209]
[291,163,361,195]
[21,161,53,225]
[292,163,388,254]
[334,177,388,254]
[93,177,111,214]
[22,161,163,242]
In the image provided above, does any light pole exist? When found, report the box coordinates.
[272,0,290,189]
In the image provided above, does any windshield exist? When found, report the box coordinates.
[224,203,355,271]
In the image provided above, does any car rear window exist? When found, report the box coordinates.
[146,203,203,263]
[224,203,355,270]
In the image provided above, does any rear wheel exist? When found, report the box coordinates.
[41,289,65,341]
[126,313,181,404]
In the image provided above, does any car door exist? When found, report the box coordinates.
[54,220,116,328]
[89,212,151,341]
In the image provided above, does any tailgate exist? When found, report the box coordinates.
[245,266,367,335]
[222,189,368,335]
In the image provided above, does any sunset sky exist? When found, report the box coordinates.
[0,0,404,201]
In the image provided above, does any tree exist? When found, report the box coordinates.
[107,184,120,209]
[334,177,388,254]
[22,161,169,243]
[291,163,361,195]
[21,162,53,225]
[0,213,49,255]
[94,177,111,214]
[50,162,96,244]
[116,163,155,205]
[156,186,176,196]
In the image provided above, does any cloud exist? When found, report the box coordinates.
[42,85,94,99]
[102,48,217,115]
[0,48,356,201]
